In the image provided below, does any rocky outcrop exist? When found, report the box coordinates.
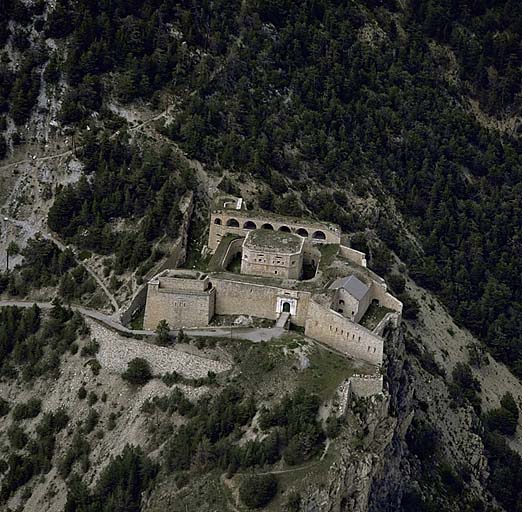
[300,326,408,512]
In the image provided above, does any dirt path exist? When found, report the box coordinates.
[0,299,288,344]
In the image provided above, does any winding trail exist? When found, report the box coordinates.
[1,215,120,314]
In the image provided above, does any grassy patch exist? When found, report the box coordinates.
[359,303,393,331]
[318,244,339,268]
[297,346,356,400]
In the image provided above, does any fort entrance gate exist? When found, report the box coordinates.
[276,297,298,316]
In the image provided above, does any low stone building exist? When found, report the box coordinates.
[329,275,372,323]
[241,229,304,279]
[143,270,215,330]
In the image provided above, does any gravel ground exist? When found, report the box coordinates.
[90,321,231,378]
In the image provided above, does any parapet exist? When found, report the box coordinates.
[243,229,304,255]
[149,269,212,294]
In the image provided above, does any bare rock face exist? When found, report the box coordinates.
[302,396,397,512]
[297,325,405,512]
[299,327,411,512]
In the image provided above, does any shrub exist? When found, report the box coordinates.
[155,319,170,346]
[285,492,301,512]
[12,398,41,421]
[0,398,10,417]
[78,386,87,400]
[86,359,101,376]
[84,409,99,434]
[122,358,152,386]
[8,424,27,449]
[239,474,278,509]
[387,274,406,294]
[81,339,99,357]
[484,392,519,436]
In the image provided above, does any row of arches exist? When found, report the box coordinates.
[214,217,327,240]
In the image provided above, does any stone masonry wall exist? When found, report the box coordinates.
[212,278,311,326]
[209,211,341,251]
[339,245,367,267]
[143,287,215,329]
[349,374,384,397]
[305,299,384,365]
[370,282,403,324]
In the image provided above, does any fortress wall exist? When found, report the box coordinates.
[209,211,341,251]
[143,285,215,330]
[339,245,367,267]
[304,300,383,365]
[212,278,311,326]
[370,282,403,321]
[349,374,383,397]
[303,244,321,266]
[157,276,208,293]
[222,238,244,269]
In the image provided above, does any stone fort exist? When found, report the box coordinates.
[144,195,402,389]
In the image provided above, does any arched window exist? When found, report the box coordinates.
[214,218,222,225]
[243,220,257,229]
[226,218,240,227]
[312,230,326,240]
[261,223,274,230]
[278,225,291,232]
[296,228,309,237]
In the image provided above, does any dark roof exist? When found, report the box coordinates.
[329,275,370,300]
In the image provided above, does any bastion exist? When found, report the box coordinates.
[241,229,304,279]
[143,270,215,329]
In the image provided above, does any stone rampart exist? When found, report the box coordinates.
[143,274,215,329]
[212,278,311,326]
[304,299,384,365]
[370,282,403,324]
[209,210,340,251]
[120,192,193,325]
[349,374,384,397]
[339,245,367,267]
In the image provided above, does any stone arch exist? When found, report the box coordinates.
[243,220,257,229]
[296,228,309,237]
[214,218,222,225]
[261,223,274,230]
[337,308,343,314]
[278,225,291,232]
[312,230,326,240]
[282,302,291,313]
[372,298,380,307]
[226,218,240,227]
[339,299,345,305]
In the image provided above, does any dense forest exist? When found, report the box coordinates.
[2,0,522,510]
[21,0,522,378]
